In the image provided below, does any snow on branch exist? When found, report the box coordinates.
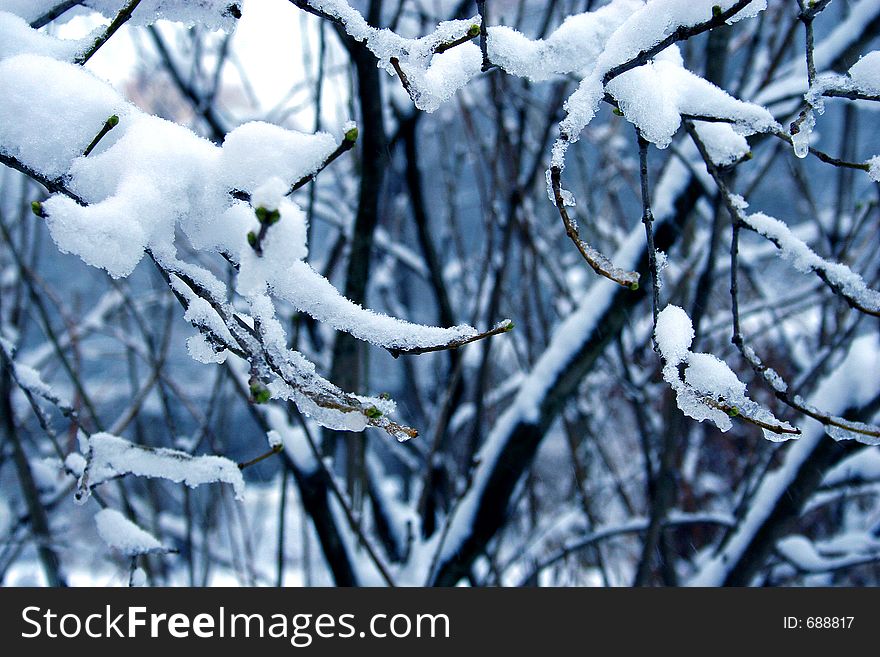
[809,51,880,105]
[740,345,880,445]
[741,212,880,318]
[291,0,484,112]
[654,305,799,440]
[95,508,171,556]
[548,165,640,289]
[688,333,880,586]
[0,337,74,416]
[76,432,246,502]
[551,0,765,169]
[0,32,508,439]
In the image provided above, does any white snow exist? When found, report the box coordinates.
[654,304,693,365]
[847,50,880,95]
[608,46,776,149]
[0,55,129,179]
[83,0,239,31]
[867,155,880,183]
[487,0,642,81]
[266,429,283,449]
[743,212,880,314]
[0,11,93,61]
[688,333,880,585]
[95,508,164,556]
[78,432,246,501]
[655,305,795,439]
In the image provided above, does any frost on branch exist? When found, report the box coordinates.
[654,305,798,440]
[807,50,880,106]
[75,433,246,503]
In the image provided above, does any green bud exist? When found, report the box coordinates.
[468,24,481,37]
[712,5,722,18]
[612,107,624,117]
[629,281,639,291]
[250,383,271,404]
[378,392,392,400]
[31,201,44,217]
[267,209,281,225]
[744,151,753,161]
[255,206,269,222]
[728,406,739,417]
[365,406,383,419]
[344,126,359,143]
[503,320,515,332]
[247,230,257,248]
[106,114,119,127]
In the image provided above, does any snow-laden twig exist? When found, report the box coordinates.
[654,305,799,439]
[76,432,246,503]
[548,165,640,289]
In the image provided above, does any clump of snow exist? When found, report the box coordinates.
[220,121,337,194]
[848,51,880,95]
[608,46,777,149]
[487,0,642,81]
[65,452,87,477]
[654,304,693,365]
[267,430,283,449]
[95,508,164,556]
[78,432,246,502]
[186,333,227,364]
[655,305,795,439]
[550,0,769,200]
[0,11,93,61]
[685,352,747,401]
[0,54,129,179]
[401,45,482,113]
[2,51,478,361]
[83,0,239,31]
[292,1,484,112]
[251,176,289,211]
[868,155,880,183]
[693,121,750,165]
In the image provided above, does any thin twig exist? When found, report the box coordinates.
[549,166,640,289]
[476,0,492,72]
[387,320,513,358]
[637,132,660,334]
[83,115,119,157]
[74,0,142,65]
